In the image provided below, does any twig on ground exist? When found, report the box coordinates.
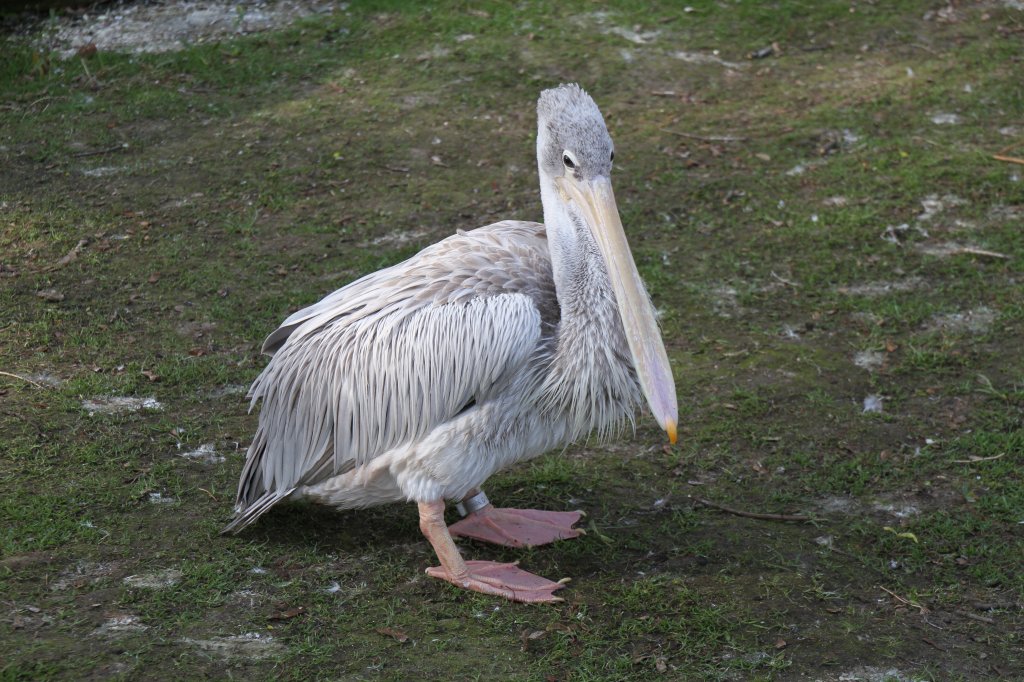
[956,609,996,625]
[921,637,946,651]
[48,238,90,270]
[994,142,1024,166]
[952,453,1005,464]
[879,585,928,613]
[9,96,60,118]
[0,371,47,389]
[770,271,799,287]
[909,43,941,56]
[73,145,125,158]
[660,129,748,143]
[956,246,1010,259]
[695,498,811,522]
[79,57,100,88]
[971,600,1013,611]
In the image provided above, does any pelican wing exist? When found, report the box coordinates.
[225,221,553,532]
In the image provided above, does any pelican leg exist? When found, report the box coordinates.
[419,500,568,603]
[448,489,584,548]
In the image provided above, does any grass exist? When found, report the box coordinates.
[2,0,1023,680]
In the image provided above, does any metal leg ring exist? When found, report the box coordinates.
[455,490,490,517]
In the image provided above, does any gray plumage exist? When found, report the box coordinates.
[224,84,674,535]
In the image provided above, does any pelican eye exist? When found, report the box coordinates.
[562,153,576,170]
[610,150,615,162]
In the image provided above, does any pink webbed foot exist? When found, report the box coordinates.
[425,560,569,603]
[449,505,584,548]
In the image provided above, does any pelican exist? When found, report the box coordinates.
[224,84,677,603]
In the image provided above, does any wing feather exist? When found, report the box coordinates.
[224,221,553,532]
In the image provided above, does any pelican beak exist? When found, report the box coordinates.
[556,175,678,444]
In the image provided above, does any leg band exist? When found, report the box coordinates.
[455,489,490,517]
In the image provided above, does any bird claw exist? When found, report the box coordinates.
[425,560,569,603]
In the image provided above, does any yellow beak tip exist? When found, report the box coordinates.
[666,419,678,445]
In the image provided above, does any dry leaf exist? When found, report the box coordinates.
[141,370,160,382]
[376,627,409,643]
[36,289,65,302]
[774,638,788,649]
[520,629,547,651]
[148,273,160,284]
[268,606,305,621]
[655,658,668,673]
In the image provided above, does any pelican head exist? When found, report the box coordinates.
[536,84,678,444]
